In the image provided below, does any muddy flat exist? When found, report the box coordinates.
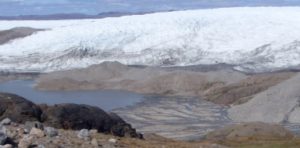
[113,96,231,140]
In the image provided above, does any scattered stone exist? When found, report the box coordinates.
[18,135,33,148]
[108,138,117,143]
[1,92,142,139]
[0,126,6,134]
[89,129,98,135]
[0,126,7,145]
[91,138,98,146]
[25,121,44,133]
[77,129,90,140]
[103,143,116,148]
[44,127,58,137]
[0,144,12,148]
[17,128,26,137]
[5,128,17,139]
[0,133,7,145]
[0,118,225,148]
[0,118,11,126]
[10,122,18,127]
[29,128,45,138]
[40,104,142,138]
[37,144,46,148]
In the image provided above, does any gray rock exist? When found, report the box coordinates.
[0,132,7,145]
[108,138,117,143]
[0,93,141,139]
[103,143,116,148]
[39,98,142,138]
[0,126,6,132]
[18,135,33,148]
[37,145,46,148]
[0,118,11,126]
[91,138,98,146]
[89,129,98,135]
[0,144,12,148]
[0,126,7,145]
[77,129,90,140]
[29,128,45,138]
[44,127,58,137]
[25,121,44,133]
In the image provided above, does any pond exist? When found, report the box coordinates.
[0,80,144,111]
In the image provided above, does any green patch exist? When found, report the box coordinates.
[220,139,300,148]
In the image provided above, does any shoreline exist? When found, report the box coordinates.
[1,77,300,142]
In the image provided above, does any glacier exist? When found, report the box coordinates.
[1,7,300,72]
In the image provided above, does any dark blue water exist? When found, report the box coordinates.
[0,80,144,111]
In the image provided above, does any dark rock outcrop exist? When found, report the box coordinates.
[40,104,142,138]
[0,93,142,138]
[0,93,42,123]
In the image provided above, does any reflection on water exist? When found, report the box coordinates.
[0,80,143,111]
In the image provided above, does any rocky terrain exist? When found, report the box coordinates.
[1,118,300,148]
[0,93,142,138]
[2,6,300,148]
[2,63,300,147]
[0,93,229,148]
[0,118,228,148]
[1,92,300,147]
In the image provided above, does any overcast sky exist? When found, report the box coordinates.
[0,0,300,16]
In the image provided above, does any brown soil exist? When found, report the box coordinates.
[203,72,295,105]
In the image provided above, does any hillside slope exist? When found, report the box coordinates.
[229,73,300,123]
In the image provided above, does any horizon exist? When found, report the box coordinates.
[1,0,300,16]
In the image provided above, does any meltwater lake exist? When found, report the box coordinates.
[0,80,144,111]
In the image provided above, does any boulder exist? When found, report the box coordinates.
[40,104,142,138]
[108,138,117,143]
[205,122,294,141]
[0,132,7,145]
[0,125,7,145]
[0,93,42,123]
[89,129,98,135]
[0,93,142,138]
[37,145,45,148]
[44,127,58,137]
[0,144,12,148]
[18,135,33,148]
[0,118,11,126]
[91,138,98,146]
[29,128,45,138]
[77,129,90,140]
[24,121,44,134]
